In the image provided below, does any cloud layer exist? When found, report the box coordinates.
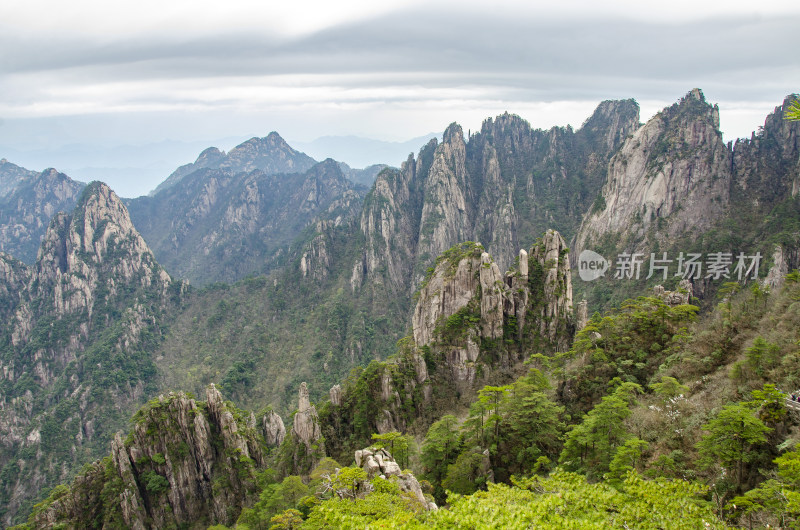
[0,0,798,192]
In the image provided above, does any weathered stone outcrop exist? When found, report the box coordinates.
[480,252,506,339]
[28,387,268,529]
[329,384,342,406]
[0,181,180,525]
[354,446,436,510]
[292,382,323,449]
[410,234,574,386]
[0,167,85,264]
[653,279,693,306]
[412,242,483,347]
[262,409,287,448]
[575,89,731,256]
[530,230,574,350]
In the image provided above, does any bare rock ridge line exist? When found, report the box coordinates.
[30,386,268,528]
[355,100,640,297]
[0,181,180,525]
[574,89,800,261]
[0,167,85,263]
[151,131,317,196]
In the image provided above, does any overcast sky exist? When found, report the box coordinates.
[1,0,798,196]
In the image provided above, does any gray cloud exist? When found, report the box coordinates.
[2,9,797,98]
[1,4,798,197]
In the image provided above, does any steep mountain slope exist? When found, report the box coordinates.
[0,183,181,525]
[128,159,367,285]
[355,101,639,298]
[0,159,38,198]
[148,101,644,420]
[150,132,317,196]
[17,230,577,528]
[573,90,800,307]
[0,168,85,263]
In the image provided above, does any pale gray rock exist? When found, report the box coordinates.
[262,410,286,447]
[355,445,435,509]
[575,89,732,257]
[329,384,342,406]
[412,248,482,347]
[531,230,574,350]
[291,382,323,449]
[576,299,588,331]
[764,245,788,290]
[479,252,506,339]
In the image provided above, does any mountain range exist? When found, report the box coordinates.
[0,89,798,526]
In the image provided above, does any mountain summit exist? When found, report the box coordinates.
[150,132,317,195]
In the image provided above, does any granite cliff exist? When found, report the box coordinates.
[0,168,85,263]
[356,100,639,298]
[573,89,800,272]
[320,231,574,461]
[128,158,366,285]
[0,182,180,525]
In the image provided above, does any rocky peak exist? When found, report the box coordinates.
[411,235,574,385]
[531,229,574,350]
[0,167,85,263]
[28,387,267,529]
[732,94,800,205]
[0,158,37,197]
[196,146,225,164]
[0,179,179,525]
[353,446,437,510]
[578,98,640,153]
[222,132,316,174]
[29,181,171,320]
[151,132,317,196]
[292,382,323,449]
[574,89,731,256]
[262,409,286,447]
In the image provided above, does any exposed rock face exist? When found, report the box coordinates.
[354,446,436,510]
[0,182,179,525]
[654,279,693,306]
[356,101,639,296]
[329,384,342,406]
[575,300,589,331]
[262,410,287,447]
[129,158,365,285]
[0,167,85,263]
[574,91,800,272]
[575,89,731,256]
[291,382,323,450]
[480,252,506,339]
[28,387,267,529]
[412,243,483,347]
[410,234,574,386]
[764,245,789,290]
[530,230,574,350]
